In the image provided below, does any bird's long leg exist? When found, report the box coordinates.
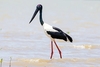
[50,41,54,59]
[54,40,62,59]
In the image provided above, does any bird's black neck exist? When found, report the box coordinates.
[39,9,44,25]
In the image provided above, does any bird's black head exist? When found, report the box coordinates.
[36,4,43,10]
[29,4,43,24]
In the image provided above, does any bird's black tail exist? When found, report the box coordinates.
[65,33,73,42]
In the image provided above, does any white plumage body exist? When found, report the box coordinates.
[43,23,57,40]
[43,23,57,32]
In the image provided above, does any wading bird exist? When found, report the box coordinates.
[29,4,73,59]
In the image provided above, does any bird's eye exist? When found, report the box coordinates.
[39,5,42,8]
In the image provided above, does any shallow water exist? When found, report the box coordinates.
[0,0,100,67]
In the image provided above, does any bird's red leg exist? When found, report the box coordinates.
[50,41,54,59]
[54,40,62,59]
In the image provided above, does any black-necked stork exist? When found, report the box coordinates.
[29,4,73,59]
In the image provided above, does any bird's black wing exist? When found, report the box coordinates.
[47,31,67,41]
[46,27,66,41]
[53,27,73,42]
[53,27,63,33]
[64,33,73,42]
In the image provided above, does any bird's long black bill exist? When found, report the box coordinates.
[29,8,39,24]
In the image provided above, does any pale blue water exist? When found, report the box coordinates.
[0,0,100,67]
